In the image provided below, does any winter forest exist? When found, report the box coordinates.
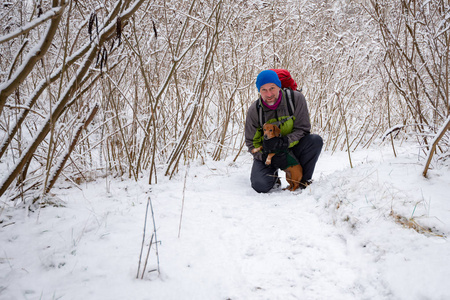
[0,0,448,201]
[1,0,450,299]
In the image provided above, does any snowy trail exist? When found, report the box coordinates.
[1,145,450,299]
[149,156,386,300]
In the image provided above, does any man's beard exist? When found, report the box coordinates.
[264,96,276,103]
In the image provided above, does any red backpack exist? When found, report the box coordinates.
[270,69,298,91]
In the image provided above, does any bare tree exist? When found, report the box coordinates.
[366,0,449,160]
[0,0,145,200]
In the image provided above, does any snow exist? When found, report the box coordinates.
[1,143,450,300]
[0,7,63,44]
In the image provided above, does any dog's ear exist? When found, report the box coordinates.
[273,125,281,137]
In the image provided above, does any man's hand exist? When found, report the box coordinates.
[263,136,289,153]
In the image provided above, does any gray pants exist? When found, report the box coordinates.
[250,134,323,193]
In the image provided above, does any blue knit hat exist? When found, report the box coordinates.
[256,70,282,91]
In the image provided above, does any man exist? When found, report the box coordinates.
[245,69,323,193]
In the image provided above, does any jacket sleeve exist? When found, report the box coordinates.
[286,91,311,145]
[245,100,263,161]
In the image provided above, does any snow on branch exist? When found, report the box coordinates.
[0,6,64,44]
[0,2,67,115]
[0,0,146,198]
[381,124,405,141]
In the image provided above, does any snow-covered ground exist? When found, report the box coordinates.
[1,144,450,300]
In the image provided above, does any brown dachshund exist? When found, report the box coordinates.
[252,123,303,191]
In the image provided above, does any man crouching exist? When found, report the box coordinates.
[245,69,323,193]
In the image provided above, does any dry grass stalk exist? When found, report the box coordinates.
[390,210,445,238]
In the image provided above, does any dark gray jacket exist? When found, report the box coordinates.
[245,89,311,161]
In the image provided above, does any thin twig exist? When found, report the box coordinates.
[141,233,154,279]
[149,196,160,274]
[136,196,151,279]
[178,162,190,238]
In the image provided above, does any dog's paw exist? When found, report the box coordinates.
[284,184,300,192]
[252,146,263,154]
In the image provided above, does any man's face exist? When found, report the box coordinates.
[260,83,280,106]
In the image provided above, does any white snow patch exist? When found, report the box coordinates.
[1,144,449,299]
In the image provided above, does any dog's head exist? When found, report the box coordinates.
[263,123,281,140]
